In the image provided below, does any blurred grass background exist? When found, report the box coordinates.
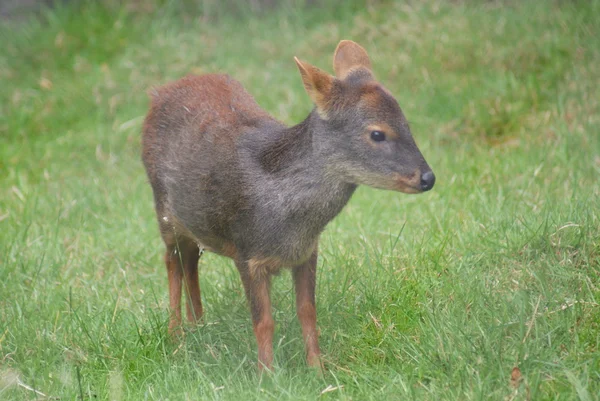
[1,0,599,399]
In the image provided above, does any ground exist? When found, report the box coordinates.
[0,0,599,399]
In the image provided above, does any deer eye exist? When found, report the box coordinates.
[370,130,386,142]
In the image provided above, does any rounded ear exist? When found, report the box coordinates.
[294,57,335,118]
[333,40,372,79]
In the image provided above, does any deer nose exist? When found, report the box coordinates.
[420,171,435,191]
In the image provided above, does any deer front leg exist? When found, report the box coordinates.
[236,259,275,371]
[293,249,322,368]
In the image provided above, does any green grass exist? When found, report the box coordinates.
[1,0,599,399]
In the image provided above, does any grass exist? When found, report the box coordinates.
[1,0,599,399]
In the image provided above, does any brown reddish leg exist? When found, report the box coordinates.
[236,259,274,371]
[293,249,322,368]
[165,241,203,335]
[165,245,183,335]
[183,245,203,323]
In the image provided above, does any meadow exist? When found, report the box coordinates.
[1,0,599,399]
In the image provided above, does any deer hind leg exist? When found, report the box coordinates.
[163,233,203,335]
[164,243,183,335]
[183,243,203,323]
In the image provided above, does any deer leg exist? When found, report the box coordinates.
[165,245,183,335]
[236,259,274,371]
[293,249,322,368]
[183,244,203,323]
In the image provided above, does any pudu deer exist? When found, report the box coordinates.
[141,40,434,370]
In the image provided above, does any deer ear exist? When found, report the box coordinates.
[333,40,372,79]
[294,57,334,117]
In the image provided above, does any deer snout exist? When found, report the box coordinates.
[420,170,435,192]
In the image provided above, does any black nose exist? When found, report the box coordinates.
[420,171,435,191]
